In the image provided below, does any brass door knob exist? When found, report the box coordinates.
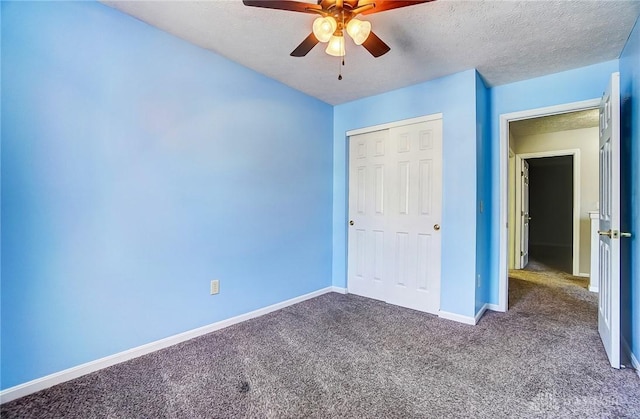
[599,230,632,238]
[434,224,440,231]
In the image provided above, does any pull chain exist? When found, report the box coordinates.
[338,12,345,81]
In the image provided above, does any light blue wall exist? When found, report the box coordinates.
[1,1,333,390]
[0,2,3,299]
[475,72,491,313]
[487,60,619,306]
[620,16,640,366]
[332,70,478,317]
[3,0,636,394]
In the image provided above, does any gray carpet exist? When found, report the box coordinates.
[3,270,640,418]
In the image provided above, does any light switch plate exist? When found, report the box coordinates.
[210,280,220,295]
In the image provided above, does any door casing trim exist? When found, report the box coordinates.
[498,99,600,312]
[514,149,581,276]
[346,113,443,137]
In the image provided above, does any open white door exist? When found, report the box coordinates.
[598,72,621,369]
[520,159,530,268]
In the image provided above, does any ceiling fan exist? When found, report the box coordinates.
[242,0,433,58]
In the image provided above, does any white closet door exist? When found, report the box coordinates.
[347,119,443,314]
[386,120,442,314]
[347,129,390,302]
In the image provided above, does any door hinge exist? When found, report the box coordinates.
[520,251,524,256]
[521,171,524,176]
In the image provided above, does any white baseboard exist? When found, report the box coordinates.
[441,302,501,325]
[577,273,590,278]
[631,352,640,379]
[474,304,489,324]
[0,286,337,404]
[331,286,347,294]
[622,337,640,378]
[486,303,502,312]
[622,336,631,364]
[589,285,599,293]
[438,310,476,325]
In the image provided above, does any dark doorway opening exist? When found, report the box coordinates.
[527,155,573,273]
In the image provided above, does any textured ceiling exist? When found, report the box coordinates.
[102,0,640,105]
[510,109,600,137]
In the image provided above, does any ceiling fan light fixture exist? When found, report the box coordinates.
[346,18,371,45]
[312,16,337,43]
[325,35,346,56]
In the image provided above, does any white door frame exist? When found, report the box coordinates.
[514,149,581,275]
[518,159,531,269]
[346,113,443,137]
[498,99,600,312]
[508,148,516,270]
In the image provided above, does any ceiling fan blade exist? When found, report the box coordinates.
[361,31,390,57]
[360,0,433,15]
[242,1,322,14]
[290,33,320,57]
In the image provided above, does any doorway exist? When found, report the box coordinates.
[511,149,582,275]
[527,155,574,273]
[508,110,599,279]
[499,73,623,369]
[498,99,601,312]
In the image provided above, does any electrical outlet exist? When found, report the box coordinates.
[210,280,220,295]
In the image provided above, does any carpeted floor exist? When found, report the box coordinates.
[3,266,640,418]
